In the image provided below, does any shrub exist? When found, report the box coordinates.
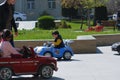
[60,21,71,28]
[37,16,55,29]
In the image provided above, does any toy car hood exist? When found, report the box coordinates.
[34,46,45,53]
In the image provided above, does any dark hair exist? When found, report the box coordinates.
[1,29,12,39]
[52,30,59,35]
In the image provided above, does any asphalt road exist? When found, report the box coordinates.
[11,46,120,80]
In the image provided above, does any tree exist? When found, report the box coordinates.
[61,0,82,8]
[61,0,108,12]
[62,7,78,20]
[94,6,108,25]
[61,0,109,28]
[62,0,82,21]
[62,0,85,29]
[107,0,120,14]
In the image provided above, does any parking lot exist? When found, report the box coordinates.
[12,46,120,80]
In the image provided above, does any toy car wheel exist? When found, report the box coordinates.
[63,51,72,60]
[0,67,13,80]
[16,17,22,21]
[40,65,53,79]
[117,46,120,55]
[117,50,120,55]
[44,52,52,57]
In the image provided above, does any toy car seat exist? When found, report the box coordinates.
[29,47,36,58]
[22,46,32,58]
[22,46,36,58]
[0,49,3,57]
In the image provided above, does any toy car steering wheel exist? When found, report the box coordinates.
[47,42,52,47]
[22,46,32,58]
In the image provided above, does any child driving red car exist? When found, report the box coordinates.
[0,29,22,58]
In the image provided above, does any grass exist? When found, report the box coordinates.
[14,20,120,40]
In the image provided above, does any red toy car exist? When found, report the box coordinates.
[0,47,58,80]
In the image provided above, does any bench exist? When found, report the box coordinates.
[54,20,61,27]
[75,35,96,53]
[101,20,116,31]
[15,37,97,54]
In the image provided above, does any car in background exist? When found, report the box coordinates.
[107,14,117,20]
[14,11,27,21]
[112,42,120,55]
[113,14,117,20]
[0,47,58,80]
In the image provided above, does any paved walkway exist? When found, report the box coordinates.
[12,46,120,80]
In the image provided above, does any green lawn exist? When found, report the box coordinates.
[15,20,120,40]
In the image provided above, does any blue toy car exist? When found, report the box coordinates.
[34,40,74,60]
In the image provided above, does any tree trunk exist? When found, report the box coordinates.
[80,17,83,30]
[87,9,91,28]
[80,8,84,30]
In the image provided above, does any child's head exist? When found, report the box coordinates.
[52,31,59,38]
[7,0,16,5]
[2,29,12,41]
[96,20,101,26]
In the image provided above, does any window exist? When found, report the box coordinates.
[48,0,56,9]
[27,0,35,10]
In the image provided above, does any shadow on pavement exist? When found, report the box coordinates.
[57,59,81,62]
[114,54,120,56]
[11,76,64,80]
[96,48,103,54]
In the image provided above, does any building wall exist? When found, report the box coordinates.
[15,0,62,20]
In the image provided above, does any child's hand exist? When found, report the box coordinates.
[52,44,55,47]
[14,32,18,37]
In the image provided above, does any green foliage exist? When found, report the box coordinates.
[15,20,120,40]
[59,21,71,28]
[62,0,82,8]
[37,16,55,30]
[15,28,120,40]
[61,0,109,9]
